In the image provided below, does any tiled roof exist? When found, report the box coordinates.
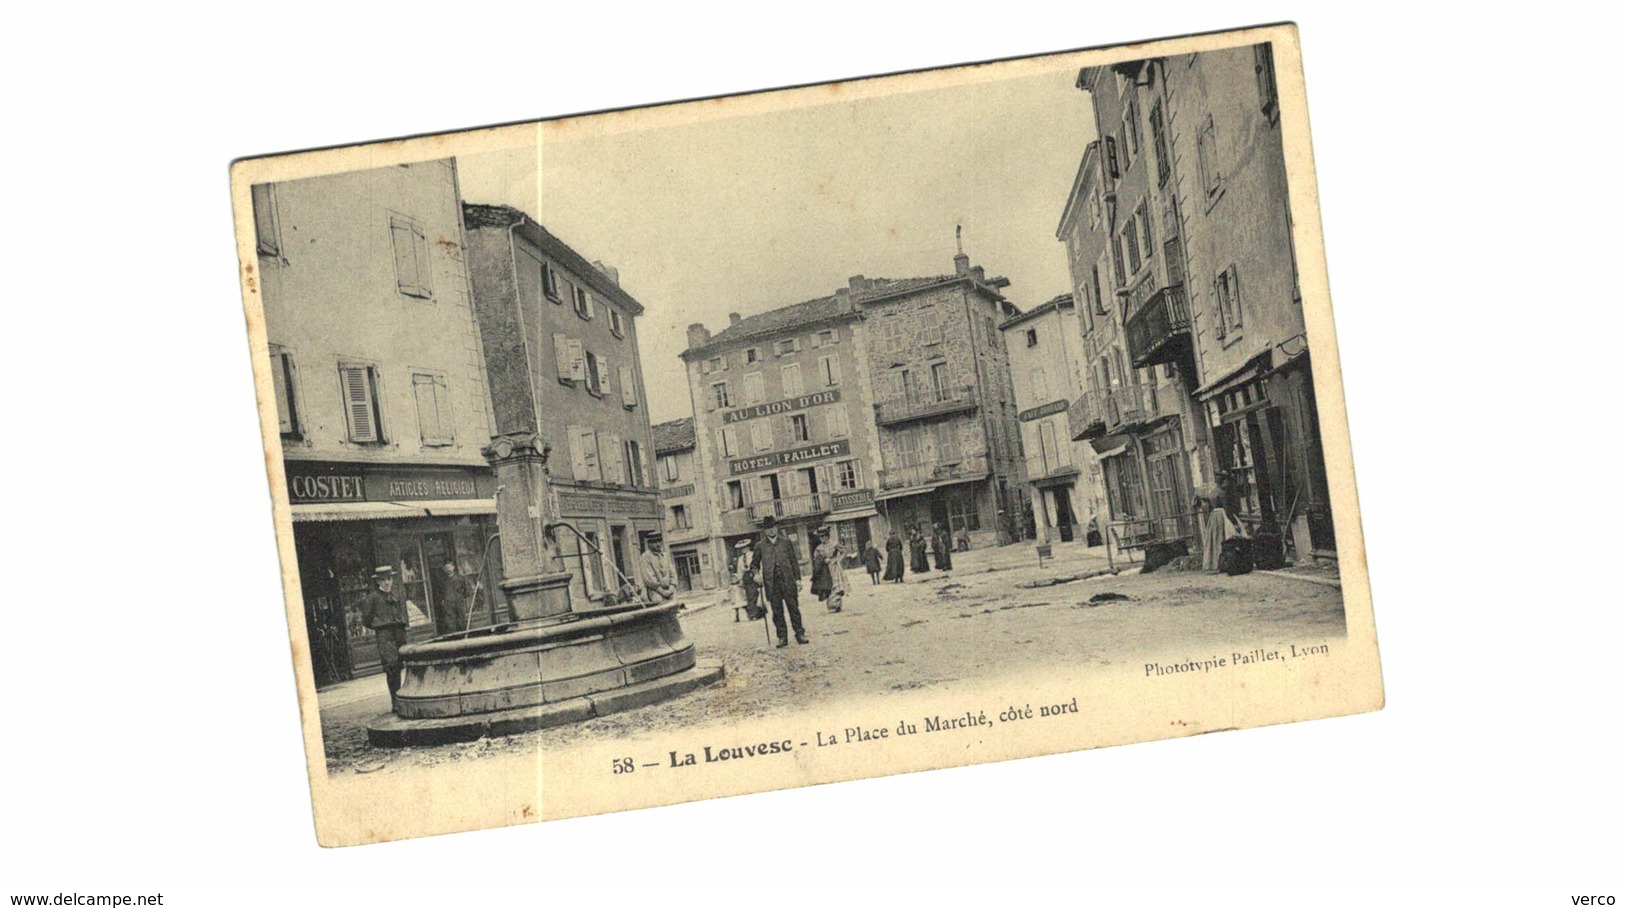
[462,203,645,316]
[1000,292,1074,330]
[652,417,696,454]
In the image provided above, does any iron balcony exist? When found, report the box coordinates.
[1125,282,1193,369]
[877,454,990,491]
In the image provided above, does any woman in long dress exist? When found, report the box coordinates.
[931,522,953,571]
[883,530,905,583]
[810,532,847,613]
[909,528,930,575]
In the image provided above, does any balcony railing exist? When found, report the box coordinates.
[1108,511,1203,551]
[1067,390,1106,441]
[1103,385,1146,432]
[1124,283,1192,369]
[747,492,831,522]
[873,385,978,426]
[877,454,990,492]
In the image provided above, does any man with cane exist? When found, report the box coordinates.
[756,516,807,648]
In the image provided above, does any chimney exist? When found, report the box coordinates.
[728,312,742,327]
[592,261,621,286]
[687,323,711,349]
[954,224,970,275]
[971,265,985,283]
[848,275,870,292]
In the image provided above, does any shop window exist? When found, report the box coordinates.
[339,362,384,444]
[252,184,281,258]
[949,489,981,533]
[389,214,433,300]
[412,372,453,447]
[269,344,301,438]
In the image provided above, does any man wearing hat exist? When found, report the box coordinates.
[359,565,410,708]
[756,516,807,647]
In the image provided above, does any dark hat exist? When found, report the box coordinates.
[760,516,777,528]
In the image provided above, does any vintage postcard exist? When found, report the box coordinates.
[231,22,1380,846]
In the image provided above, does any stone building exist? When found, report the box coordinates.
[254,159,505,687]
[1059,43,1332,563]
[1157,44,1334,558]
[1001,293,1093,544]
[653,417,720,591]
[859,252,1026,548]
[462,203,664,605]
[681,292,884,574]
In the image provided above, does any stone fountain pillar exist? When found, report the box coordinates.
[480,431,572,622]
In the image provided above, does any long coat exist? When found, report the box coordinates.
[883,534,905,581]
[359,586,409,668]
[862,544,883,575]
[909,535,930,574]
[932,529,953,571]
[436,572,473,634]
[756,532,801,598]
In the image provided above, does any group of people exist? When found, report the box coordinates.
[729,518,961,649]
[878,522,954,583]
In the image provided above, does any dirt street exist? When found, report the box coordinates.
[316,541,1344,775]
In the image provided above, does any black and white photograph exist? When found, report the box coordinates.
[10,2,1625,903]
[235,23,1378,845]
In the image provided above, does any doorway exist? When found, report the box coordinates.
[1053,489,1076,542]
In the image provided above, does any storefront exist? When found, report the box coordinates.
[1203,349,1334,560]
[287,462,504,688]
[551,486,665,605]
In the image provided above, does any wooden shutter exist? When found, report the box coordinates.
[825,356,842,386]
[341,365,377,443]
[553,334,571,381]
[596,355,612,396]
[568,425,589,478]
[1228,265,1243,329]
[723,426,738,457]
[752,421,771,452]
[390,219,414,294]
[269,346,293,434]
[602,433,624,484]
[413,374,438,444]
[568,340,586,382]
[619,365,637,407]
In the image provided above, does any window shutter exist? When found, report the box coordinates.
[568,340,586,382]
[413,374,437,444]
[827,357,842,386]
[390,219,416,295]
[553,334,571,381]
[341,365,377,443]
[810,333,821,348]
[568,425,588,478]
[603,433,624,484]
[410,223,431,297]
[1229,266,1243,328]
[619,366,637,407]
[269,346,293,433]
[596,355,612,396]
[816,464,832,497]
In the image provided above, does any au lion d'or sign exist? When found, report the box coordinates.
[722,389,841,425]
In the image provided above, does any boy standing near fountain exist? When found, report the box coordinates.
[360,565,410,709]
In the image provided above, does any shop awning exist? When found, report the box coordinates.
[1089,434,1132,459]
[830,507,879,520]
[874,475,985,503]
[290,499,496,523]
[1194,350,1273,400]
